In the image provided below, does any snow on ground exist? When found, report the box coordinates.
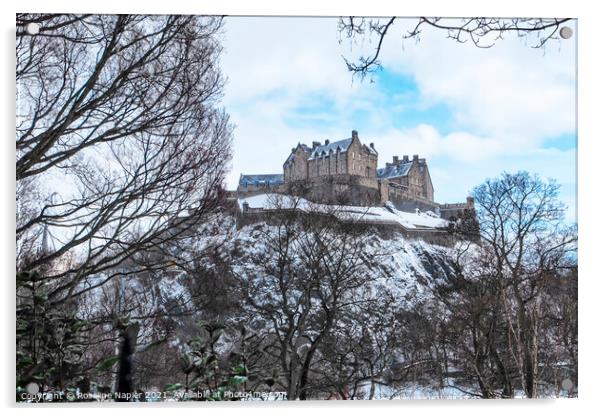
[359,231,454,307]
[238,194,449,230]
[360,379,474,400]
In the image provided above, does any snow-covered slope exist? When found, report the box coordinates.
[79,212,456,330]
[190,215,456,308]
[238,194,448,230]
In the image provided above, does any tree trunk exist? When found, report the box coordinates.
[512,281,535,398]
[115,323,140,401]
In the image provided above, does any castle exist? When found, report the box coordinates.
[237,130,473,221]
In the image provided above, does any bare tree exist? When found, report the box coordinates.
[16,14,233,305]
[16,13,233,398]
[430,245,517,398]
[338,17,573,78]
[458,171,576,398]
[316,292,408,399]
[232,196,379,400]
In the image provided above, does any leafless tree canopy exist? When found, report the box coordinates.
[339,17,573,78]
[232,198,380,399]
[16,13,233,304]
[470,172,576,398]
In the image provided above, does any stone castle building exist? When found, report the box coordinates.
[238,130,473,220]
[283,130,378,182]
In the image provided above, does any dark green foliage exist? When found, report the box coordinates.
[16,270,89,400]
[165,321,248,401]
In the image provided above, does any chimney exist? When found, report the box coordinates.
[386,162,392,168]
[393,156,399,164]
[413,154,419,161]
[351,130,358,139]
[419,158,426,164]
[325,139,330,145]
[402,155,409,163]
[370,142,375,149]
[312,141,321,149]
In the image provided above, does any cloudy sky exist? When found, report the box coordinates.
[220,17,577,222]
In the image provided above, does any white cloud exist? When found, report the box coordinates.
[374,125,505,163]
[378,18,576,146]
[221,17,361,104]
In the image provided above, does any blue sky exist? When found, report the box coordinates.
[220,17,577,222]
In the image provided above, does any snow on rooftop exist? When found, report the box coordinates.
[377,161,413,179]
[238,194,448,230]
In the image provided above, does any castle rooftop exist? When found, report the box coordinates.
[307,132,377,160]
[377,162,413,179]
[308,138,353,160]
[239,174,284,187]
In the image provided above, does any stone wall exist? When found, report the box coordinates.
[378,179,389,204]
[439,197,475,221]
[384,155,434,202]
[388,191,439,214]
[237,184,285,197]
[344,135,377,178]
[284,146,309,182]
[308,150,348,177]
[288,174,381,206]
[236,204,456,247]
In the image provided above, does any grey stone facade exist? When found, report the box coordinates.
[283,130,378,183]
[377,154,434,202]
